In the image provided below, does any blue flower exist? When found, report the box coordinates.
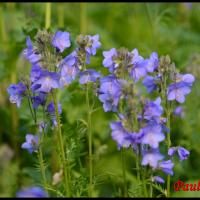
[52,31,71,53]
[142,75,160,93]
[39,121,47,133]
[173,106,184,118]
[79,69,101,84]
[23,36,41,65]
[110,121,131,149]
[98,75,121,112]
[168,147,176,156]
[168,146,190,161]
[30,64,43,83]
[46,102,62,127]
[145,52,159,73]
[141,149,164,168]
[167,82,192,103]
[158,160,174,175]
[21,134,39,154]
[59,52,79,87]
[124,130,144,154]
[143,97,163,122]
[86,34,101,56]
[32,92,46,109]
[177,146,190,161]
[7,82,27,107]
[178,73,195,85]
[130,48,147,82]
[102,48,117,72]
[32,71,60,93]
[77,34,101,65]
[167,73,195,103]
[152,176,165,184]
[16,186,48,197]
[47,101,62,115]
[141,124,165,148]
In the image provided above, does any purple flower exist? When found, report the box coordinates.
[102,48,117,72]
[7,82,27,107]
[32,71,60,93]
[142,75,159,93]
[168,146,190,161]
[21,134,39,154]
[158,160,174,175]
[168,147,177,156]
[141,149,164,168]
[125,130,144,153]
[86,35,101,56]
[32,92,46,109]
[52,31,71,53]
[152,176,165,184]
[79,69,101,84]
[141,124,165,148]
[143,97,163,122]
[46,102,62,127]
[167,82,191,103]
[16,186,48,197]
[177,146,190,161]
[130,48,147,82]
[39,121,47,133]
[77,34,101,64]
[110,121,131,149]
[167,73,195,103]
[59,52,79,87]
[173,106,185,118]
[23,36,41,64]
[98,75,121,112]
[145,52,159,73]
[176,73,195,86]
[30,64,43,83]
[47,101,62,115]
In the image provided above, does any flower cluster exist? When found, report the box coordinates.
[7,30,101,154]
[98,48,194,185]
[7,29,195,196]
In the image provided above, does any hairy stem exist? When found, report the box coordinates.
[38,142,48,193]
[52,91,71,197]
[136,148,140,182]
[121,147,128,197]
[86,84,93,197]
[27,93,48,194]
[166,107,171,197]
[142,171,148,197]
[150,181,153,198]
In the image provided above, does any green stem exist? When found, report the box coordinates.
[0,5,7,43]
[86,84,93,197]
[142,171,148,197]
[38,142,48,193]
[166,107,171,197]
[80,3,87,34]
[150,182,153,198]
[52,91,71,197]
[57,3,64,28]
[27,95,48,194]
[45,3,51,29]
[121,148,128,197]
[136,149,140,182]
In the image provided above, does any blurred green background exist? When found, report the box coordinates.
[0,2,200,197]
